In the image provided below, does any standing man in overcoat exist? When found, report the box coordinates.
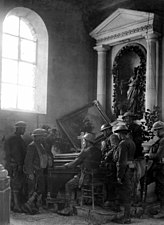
[23,128,53,214]
[4,121,27,212]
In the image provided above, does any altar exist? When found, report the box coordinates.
[90,8,164,119]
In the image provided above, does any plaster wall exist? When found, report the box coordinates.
[0,0,97,141]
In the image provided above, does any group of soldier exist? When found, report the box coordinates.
[3,111,164,224]
[4,122,55,215]
[99,112,164,223]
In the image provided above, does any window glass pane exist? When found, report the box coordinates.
[2,34,18,59]
[3,15,19,36]
[2,59,18,84]
[1,84,17,109]
[20,39,36,63]
[18,62,35,86]
[17,86,35,110]
[20,19,34,40]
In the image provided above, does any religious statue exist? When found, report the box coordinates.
[127,66,145,115]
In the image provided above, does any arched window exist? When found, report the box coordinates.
[1,7,48,114]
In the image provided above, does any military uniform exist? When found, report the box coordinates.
[58,133,102,215]
[141,137,164,214]
[4,122,26,212]
[128,122,145,159]
[140,121,164,218]
[114,136,136,203]
[65,144,102,194]
[100,123,117,206]
[102,134,120,207]
[122,111,146,159]
[113,125,136,224]
[23,128,50,214]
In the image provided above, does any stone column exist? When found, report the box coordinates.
[94,45,110,111]
[145,33,159,111]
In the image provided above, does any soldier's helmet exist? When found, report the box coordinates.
[15,121,26,128]
[83,133,95,143]
[100,123,112,132]
[114,124,130,133]
[122,111,136,119]
[152,121,164,131]
[31,128,48,137]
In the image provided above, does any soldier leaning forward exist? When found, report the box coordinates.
[57,133,102,216]
[141,121,164,219]
[23,128,52,214]
[4,121,27,213]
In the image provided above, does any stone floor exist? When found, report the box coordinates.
[10,206,164,225]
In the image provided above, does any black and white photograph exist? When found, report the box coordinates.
[0,0,164,225]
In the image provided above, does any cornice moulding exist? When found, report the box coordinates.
[90,8,161,46]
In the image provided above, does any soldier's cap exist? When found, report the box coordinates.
[122,111,136,119]
[15,121,26,128]
[152,121,164,131]
[83,133,95,143]
[114,124,130,133]
[100,123,112,132]
[31,128,48,136]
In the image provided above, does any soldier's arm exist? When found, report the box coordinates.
[150,138,164,160]
[65,149,86,169]
[116,141,128,180]
[4,140,11,171]
[24,145,35,175]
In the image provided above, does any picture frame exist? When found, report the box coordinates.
[57,100,110,150]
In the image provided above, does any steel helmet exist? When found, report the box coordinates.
[83,133,95,143]
[152,121,164,131]
[114,124,130,133]
[122,111,136,119]
[31,128,48,137]
[100,123,112,132]
[15,121,26,128]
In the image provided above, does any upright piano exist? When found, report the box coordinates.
[47,152,80,203]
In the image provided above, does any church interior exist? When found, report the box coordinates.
[1,0,164,224]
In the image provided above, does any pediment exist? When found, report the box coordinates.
[90,8,160,45]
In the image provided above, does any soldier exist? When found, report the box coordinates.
[122,111,146,159]
[100,123,118,208]
[142,121,164,218]
[4,121,27,212]
[57,132,102,216]
[113,125,136,224]
[100,123,113,158]
[23,128,52,214]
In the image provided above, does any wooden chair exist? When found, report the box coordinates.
[80,169,105,210]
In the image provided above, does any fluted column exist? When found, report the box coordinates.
[145,33,159,110]
[94,45,110,111]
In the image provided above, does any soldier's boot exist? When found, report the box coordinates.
[35,194,42,210]
[153,203,164,219]
[123,204,131,224]
[112,203,131,224]
[10,191,14,210]
[57,200,74,216]
[12,191,22,213]
[109,199,121,212]
[23,192,38,214]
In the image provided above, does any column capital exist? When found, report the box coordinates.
[145,32,161,42]
[94,44,111,52]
